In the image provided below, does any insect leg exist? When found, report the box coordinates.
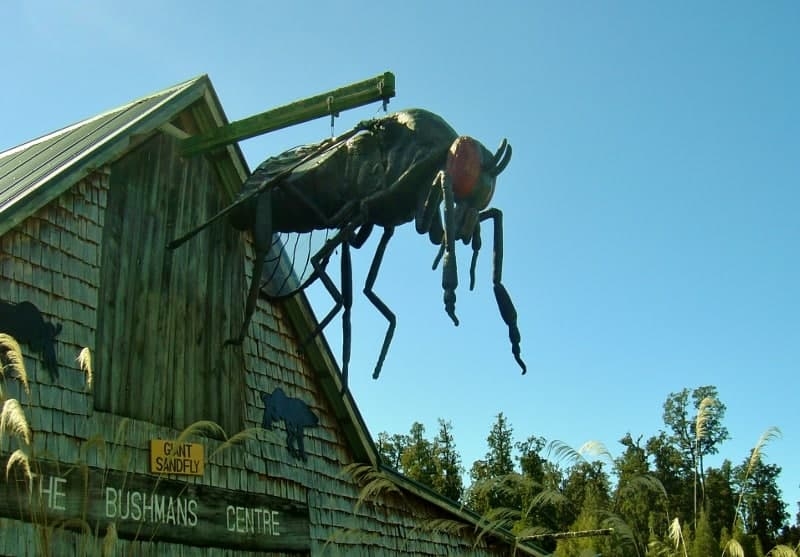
[305,227,350,338]
[363,226,396,379]
[415,178,446,268]
[416,173,443,235]
[225,192,273,346]
[340,239,353,390]
[349,223,374,249]
[469,220,481,291]
[480,208,526,374]
[301,225,360,390]
[440,172,459,326]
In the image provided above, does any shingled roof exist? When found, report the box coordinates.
[0,76,549,556]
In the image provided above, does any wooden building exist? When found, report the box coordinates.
[0,76,545,556]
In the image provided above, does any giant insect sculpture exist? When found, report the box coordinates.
[169,109,525,386]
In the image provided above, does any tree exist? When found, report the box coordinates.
[376,431,407,469]
[733,455,788,549]
[516,435,547,484]
[691,508,717,557]
[377,420,464,501]
[399,422,437,487]
[614,433,662,556]
[467,412,518,516]
[703,460,736,543]
[659,386,730,524]
[482,412,515,478]
[562,461,611,519]
[647,430,691,529]
[431,419,463,501]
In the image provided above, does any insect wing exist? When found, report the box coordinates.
[260,229,331,298]
[237,141,329,298]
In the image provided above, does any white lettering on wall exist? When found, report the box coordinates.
[226,505,281,536]
[104,488,198,527]
[30,474,68,511]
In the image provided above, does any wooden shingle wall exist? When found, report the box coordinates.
[0,170,105,458]
[0,128,514,555]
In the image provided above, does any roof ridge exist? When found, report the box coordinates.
[0,75,206,161]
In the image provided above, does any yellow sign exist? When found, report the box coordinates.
[150,440,204,476]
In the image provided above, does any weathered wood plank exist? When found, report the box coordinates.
[95,133,245,433]
[180,72,395,156]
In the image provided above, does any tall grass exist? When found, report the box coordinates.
[1,334,32,485]
[694,396,715,528]
[0,333,29,396]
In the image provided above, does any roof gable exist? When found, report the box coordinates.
[0,75,245,236]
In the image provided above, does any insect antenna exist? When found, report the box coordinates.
[489,139,513,177]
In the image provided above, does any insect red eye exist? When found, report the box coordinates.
[446,136,482,200]
[447,136,496,209]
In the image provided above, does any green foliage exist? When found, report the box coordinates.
[431,419,463,501]
[734,451,788,549]
[468,413,518,514]
[376,419,464,502]
[478,412,515,478]
[692,508,718,557]
[706,461,737,539]
[376,385,796,557]
[376,431,406,469]
[400,422,438,487]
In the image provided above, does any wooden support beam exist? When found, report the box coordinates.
[181,71,395,156]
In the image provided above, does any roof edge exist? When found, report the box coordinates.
[0,76,232,237]
[0,75,207,160]
[379,465,549,557]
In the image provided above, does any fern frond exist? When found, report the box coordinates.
[598,511,642,555]
[355,473,402,512]
[514,524,553,540]
[341,463,403,512]
[474,506,520,546]
[619,473,669,501]
[524,487,568,517]
[413,517,471,536]
[546,439,585,466]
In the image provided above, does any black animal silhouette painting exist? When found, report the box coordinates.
[261,388,319,461]
[0,300,62,380]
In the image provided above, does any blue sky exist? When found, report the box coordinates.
[3,1,798,512]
